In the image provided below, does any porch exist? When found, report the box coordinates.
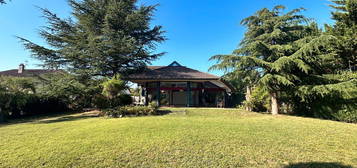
[125,61,234,107]
[140,81,230,107]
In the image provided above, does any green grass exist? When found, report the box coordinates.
[0,108,356,168]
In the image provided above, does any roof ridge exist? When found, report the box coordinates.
[147,65,219,78]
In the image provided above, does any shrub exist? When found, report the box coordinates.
[103,105,158,118]
[332,107,357,123]
[0,92,69,120]
[0,73,102,120]
[99,74,131,108]
[37,73,92,110]
[243,86,270,112]
[101,74,127,99]
[310,97,357,123]
[92,94,110,109]
[118,94,133,106]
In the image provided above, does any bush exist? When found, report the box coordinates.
[310,97,357,123]
[118,94,133,106]
[0,73,102,120]
[103,105,158,118]
[38,73,96,110]
[0,92,69,120]
[243,86,270,112]
[92,94,110,109]
[332,106,357,123]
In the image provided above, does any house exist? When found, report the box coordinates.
[0,64,61,77]
[126,61,234,107]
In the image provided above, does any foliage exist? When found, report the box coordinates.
[211,6,319,114]
[0,76,36,94]
[18,0,166,77]
[103,105,157,118]
[210,3,356,122]
[0,73,103,120]
[118,94,133,106]
[1,108,356,167]
[91,94,110,109]
[37,72,100,110]
[243,86,270,112]
[99,74,132,108]
[327,0,357,70]
[0,91,68,120]
[101,74,127,99]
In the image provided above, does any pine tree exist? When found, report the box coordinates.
[327,0,357,71]
[291,0,357,122]
[211,6,318,115]
[18,0,166,77]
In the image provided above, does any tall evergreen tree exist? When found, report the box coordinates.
[327,0,357,71]
[19,0,166,77]
[211,6,318,115]
[291,0,357,122]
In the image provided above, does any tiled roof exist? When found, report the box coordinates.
[127,64,220,80]
[0,69,61,77]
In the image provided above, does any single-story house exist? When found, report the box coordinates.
[0,64,61,77]
[126,61,234,107]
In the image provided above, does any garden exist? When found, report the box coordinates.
[0,108,356,167]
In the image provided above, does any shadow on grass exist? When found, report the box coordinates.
[156,110,173,115]
[283,162,353,168]
[0,111,81,126]
[36,114,98,124]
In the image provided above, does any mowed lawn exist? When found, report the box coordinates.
[0,108,356,168]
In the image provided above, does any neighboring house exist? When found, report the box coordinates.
[126,61,234,107]
[0,64,61,77]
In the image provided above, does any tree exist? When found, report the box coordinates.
[19,0,166,77]
[291,0,357,122]
[326,0,357,71]
[211,6,319,115]
[209,55,259,111]
[101,74,127,99]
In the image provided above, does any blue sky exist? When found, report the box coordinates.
[0,0,333,75]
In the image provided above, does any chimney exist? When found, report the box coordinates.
[18,64,25,74]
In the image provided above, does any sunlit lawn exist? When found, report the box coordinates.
[0,108,356,168]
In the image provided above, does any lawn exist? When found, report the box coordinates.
[0,108,356,168]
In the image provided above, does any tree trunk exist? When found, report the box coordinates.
[0,108,4,123]
[245,86,252,111]
[270,92,279,115]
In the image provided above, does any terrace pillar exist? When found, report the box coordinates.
[224,91,229,108]
[157,81,161,106]
[186,81,192,107]
[198,82,204,107]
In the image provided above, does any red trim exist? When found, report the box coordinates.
[147,87,225,91]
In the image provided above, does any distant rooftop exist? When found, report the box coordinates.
[0,64,61,77]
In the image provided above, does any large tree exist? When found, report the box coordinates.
[327,0,357,71]
[292,0,357,121]
[211,6,319,115]
[19,0,166,77]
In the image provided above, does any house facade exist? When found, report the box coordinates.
[126,61,234,107]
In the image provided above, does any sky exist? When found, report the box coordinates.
[0,0,334,75]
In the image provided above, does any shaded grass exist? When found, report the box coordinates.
[0,108,356,168]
